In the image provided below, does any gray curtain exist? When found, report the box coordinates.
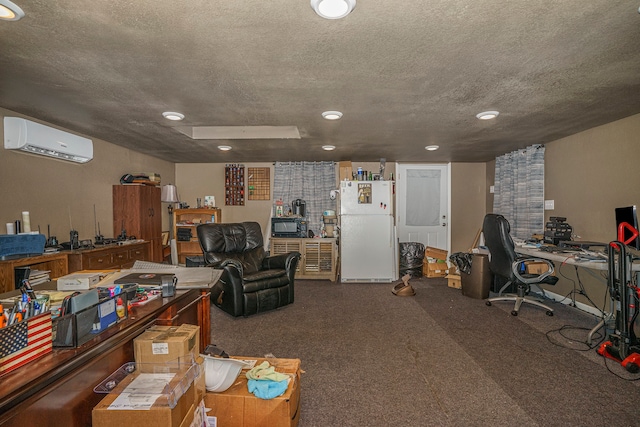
[273,161,336,235]
[493,145,545,240]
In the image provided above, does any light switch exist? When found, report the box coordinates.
[489,185,495,194]
[544,200,554,210]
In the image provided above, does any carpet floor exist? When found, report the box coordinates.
[209,277,640,426]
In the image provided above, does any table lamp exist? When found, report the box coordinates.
[161,184,180,240]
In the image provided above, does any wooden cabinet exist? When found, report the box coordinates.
[174,208,223,264]
[270,237,338,281]
[67,241,150,273]
[113,185,162,262]
[0,253,68,293]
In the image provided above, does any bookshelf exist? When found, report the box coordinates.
[173,208,222,264]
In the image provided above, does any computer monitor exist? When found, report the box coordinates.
[615,205,640,250]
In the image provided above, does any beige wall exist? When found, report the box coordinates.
[450,163,488,254]
[542,113,640,307]
[176,163,275,235]
[0,108,175,242]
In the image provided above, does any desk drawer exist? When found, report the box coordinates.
[86,253,115,269]
[111,248,130,266]
[128,246,149,262]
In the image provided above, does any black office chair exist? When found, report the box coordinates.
[483,213,558,316]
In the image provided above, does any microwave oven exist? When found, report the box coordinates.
[271,217,308,238]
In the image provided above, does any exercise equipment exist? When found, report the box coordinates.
[597,236,640,373]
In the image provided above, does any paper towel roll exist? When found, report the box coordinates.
[22,211,31,233]
[6,222,15,235]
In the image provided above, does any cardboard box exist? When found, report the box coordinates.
[92,371,197,427]
[525,261,554,275]
[56,272,102,291]
[425,246,448,260]
[423,260,448,278]
[204,357,301,427]
[446,273,462,289]
[134,324,200,365]
[339,161,352,181]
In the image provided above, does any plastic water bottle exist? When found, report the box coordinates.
[357,167,364,181]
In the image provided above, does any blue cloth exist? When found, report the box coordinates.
[247,378,289,399]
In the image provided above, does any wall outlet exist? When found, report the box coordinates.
[544,200,555,210]
[489,185,495,194]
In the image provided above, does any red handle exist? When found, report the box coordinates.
[618,221,639,245]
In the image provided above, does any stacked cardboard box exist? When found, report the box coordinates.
[423,246,449,278]
[92,324,204,427]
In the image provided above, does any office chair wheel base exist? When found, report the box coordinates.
[546,311,554,316]
[511,310,518,316]
[486,301,492,306]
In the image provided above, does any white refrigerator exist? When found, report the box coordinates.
[340,180,398,282]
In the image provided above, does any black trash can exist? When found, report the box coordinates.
[460,254,492,299]
[399,242,426,277]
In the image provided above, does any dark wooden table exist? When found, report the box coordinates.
[0,283,212,426]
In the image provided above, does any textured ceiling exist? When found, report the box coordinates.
[1,1,639,163]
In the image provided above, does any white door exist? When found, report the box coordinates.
[395,163,450,250]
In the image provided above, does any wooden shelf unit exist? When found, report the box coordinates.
[174,208,222,264]
[270,237,338,281]
[0,253,68,294]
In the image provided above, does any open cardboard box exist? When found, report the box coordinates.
[204,357,302,427]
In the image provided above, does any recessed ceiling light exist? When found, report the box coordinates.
[162,111,185,121]
[322,145,336,151]
[476,111,499,120]
[322,111,343,120]
[217,145,232,151]
[0,0,24,21]
[425,145,439,151]
[311,0,356,20]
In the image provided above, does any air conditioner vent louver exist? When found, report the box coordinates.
[4,117,93,163]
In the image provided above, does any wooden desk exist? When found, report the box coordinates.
[67,241,150,272]
[0,281,215,427]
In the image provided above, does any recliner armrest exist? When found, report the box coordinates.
[262,251,301,271]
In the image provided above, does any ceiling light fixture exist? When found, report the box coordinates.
[311,0,356,20]
[476,111,499,120]
[162,111,185,121]
[322,145,336,151]
[322,111,343,120]
[425,145,439,151]
[217,145,232,151]
[0,0,24,21]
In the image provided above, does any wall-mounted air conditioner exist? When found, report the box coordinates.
[3,117,93,163]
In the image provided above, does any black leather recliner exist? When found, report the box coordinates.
[197,221,300,317]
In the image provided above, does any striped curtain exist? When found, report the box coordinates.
[493,145,545,240]
[273,161,336,235]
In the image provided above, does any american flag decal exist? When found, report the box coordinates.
[0,312,52,374]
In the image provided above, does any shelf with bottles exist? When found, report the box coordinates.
[225,163,245,206]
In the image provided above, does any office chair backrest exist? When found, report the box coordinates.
[482,214,517,281]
